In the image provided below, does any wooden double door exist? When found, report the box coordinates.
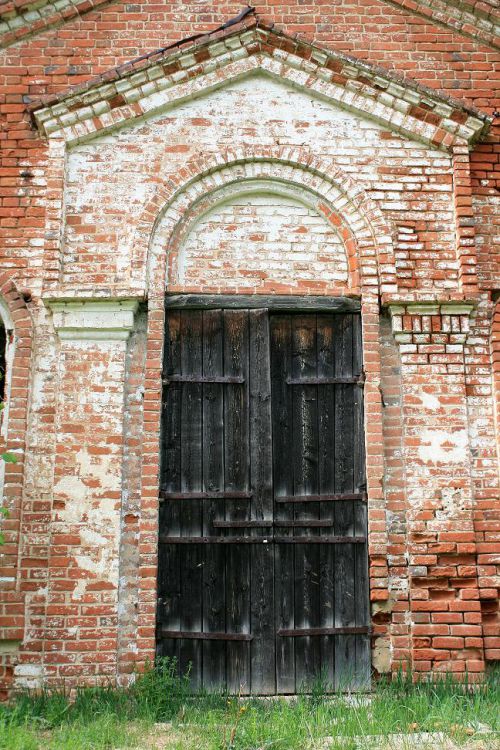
[157,299,370,694]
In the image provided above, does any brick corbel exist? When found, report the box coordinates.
[46,299,139,341]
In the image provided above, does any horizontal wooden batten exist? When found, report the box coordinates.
[286,377,363,385]
[275,493,366,503]
[158,630,253,642]
[212,520,335,528]
[162,374,245,384]
[212,520,272,528]
[273,520,334,527]
[278,627,371,637]
[159,491,252,500]
[159,536,366,544]
[160,492,365,502]
[165,294,361,313]
[159,536,271,544]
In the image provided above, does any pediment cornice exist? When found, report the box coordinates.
[28,15,491,150]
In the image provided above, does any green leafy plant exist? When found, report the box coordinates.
[1,450,17,463]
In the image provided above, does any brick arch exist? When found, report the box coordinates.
[0,273,33,597]
[163,177,355,295]
[131,146,397,299]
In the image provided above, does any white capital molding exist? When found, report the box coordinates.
[46,299,139,341]
[387,301,475,344]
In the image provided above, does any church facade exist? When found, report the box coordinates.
[0,2,498,695]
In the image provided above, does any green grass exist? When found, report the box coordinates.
[0,661,498,750]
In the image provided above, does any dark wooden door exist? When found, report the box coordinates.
[157,306,369,693]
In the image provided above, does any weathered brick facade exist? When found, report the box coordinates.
[0,1,498,695]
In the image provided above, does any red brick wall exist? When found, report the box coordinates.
[0,0,498,694]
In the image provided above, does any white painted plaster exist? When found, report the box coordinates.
[420,392,441,411]
[417,428,469,464]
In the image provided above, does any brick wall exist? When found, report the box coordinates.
[0,1,498,694]
[174,194,348,294]
[483,300,500,662]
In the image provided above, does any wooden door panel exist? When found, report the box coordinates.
[201,310,225,688]
[178,311,204,682]
[270,312,369,692]
[158,306,369,694]
[271,315,296,694]
[158,308,273,694]
[317,315,336,687]
[291,316,321,688]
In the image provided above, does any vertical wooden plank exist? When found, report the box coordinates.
[224,310,251,695]
[271,314,295,694]
[291,315,320,690]
[249,309,275,695]
[202,309,226,690]
[352,314,365,492]
[354,499,370,690]
[333,314,356,690]
[352,314,370,689]
[317,314,336,690]
[157,310,182,666]
[178,310,204,686]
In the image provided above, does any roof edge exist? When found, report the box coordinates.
[379,0,499,52]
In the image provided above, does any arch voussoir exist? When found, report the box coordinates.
[132,147,396,299]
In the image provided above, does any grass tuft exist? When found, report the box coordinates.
[0,660,498,749]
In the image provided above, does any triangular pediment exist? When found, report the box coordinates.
[29,13,491,150]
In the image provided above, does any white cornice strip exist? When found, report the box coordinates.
[46,299,139,341]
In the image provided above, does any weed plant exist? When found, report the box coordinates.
[0,660,498,749]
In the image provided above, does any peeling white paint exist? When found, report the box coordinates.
[420,391,440,411]
[417,428,469,464]
[14,663,44,689]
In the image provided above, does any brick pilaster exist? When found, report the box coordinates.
[388,302,485,676]
[37,299,139,689]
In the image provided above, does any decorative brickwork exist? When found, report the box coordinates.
[30,19,491,149]
[143,153,397,298]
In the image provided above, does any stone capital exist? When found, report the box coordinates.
[46,299,139,341]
